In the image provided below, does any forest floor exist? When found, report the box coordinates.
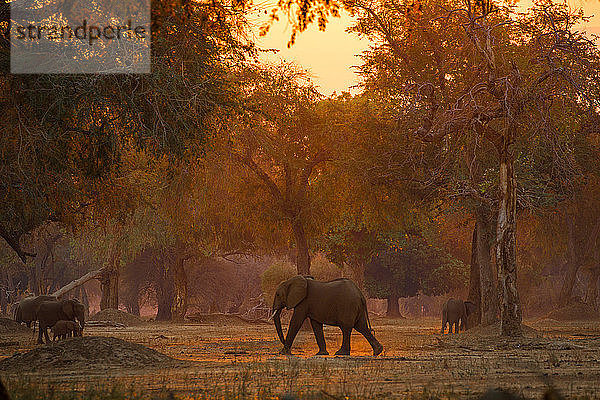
[1,316,600,399]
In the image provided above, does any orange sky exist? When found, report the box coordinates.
[253,0,600,96]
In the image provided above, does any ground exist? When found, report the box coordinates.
[1,315,600,399]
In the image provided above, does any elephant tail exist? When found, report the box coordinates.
[361,295,375,335]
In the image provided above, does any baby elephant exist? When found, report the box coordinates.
[441,298,477,334]
[52,320,82,341]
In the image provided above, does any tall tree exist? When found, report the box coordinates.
[349,0,600,335]
[226,63,337,274]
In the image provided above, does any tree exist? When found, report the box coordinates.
[226,63,339,275]
[366,234,467,316]
[0,0,248,265]
[349,0,600,335]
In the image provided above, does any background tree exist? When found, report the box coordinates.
[348,0,600,335]
[225,63,339,275]
[366,234,467,316]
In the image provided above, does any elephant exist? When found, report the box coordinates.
[37,299,85,344]
[51,320,82,340]
[13,295,57,328]
[441,298,477,334]
[272,276,383,356]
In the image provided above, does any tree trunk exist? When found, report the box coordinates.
[99,268,118,310]
[80,286,90,317]
[156,286,172,321]
[99,272,110,310]
[100,249,120,310]
[171,256,188,321]
[477,205,498,326]
[126,298,140,316]
[123,282,140,316]
[496,140,522,336]
[585,268,599,309]
[155,251,173,320]
[0,286,6,314]
[559,216,580,307]
[467,225,481,328]
[52,267,107,298]
[109,248,120,308]
[386,295,401,317]
[291,218,311,275]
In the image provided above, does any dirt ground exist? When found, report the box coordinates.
[1,315,600,399]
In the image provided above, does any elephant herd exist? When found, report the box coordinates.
[271,276,476,356]
[11,277,474,354]
[13,295,86,344]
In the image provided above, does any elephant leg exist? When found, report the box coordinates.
[37,324,45,344]
[441,311,447,334]
[354,318,383,356]
[310,319,328,355]
[335,327,351,356]
[281,311,305,354]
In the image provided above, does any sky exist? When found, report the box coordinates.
[252,0,600,97]
[252,11,369,96]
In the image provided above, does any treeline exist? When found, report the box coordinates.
[1,0,599,335]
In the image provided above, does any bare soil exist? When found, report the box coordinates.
[186,312,270,325]
[0,318,30,335]
[545,302,600,321]
[0,316,599,398]
[88,308,144,326]
[0,336,185,372]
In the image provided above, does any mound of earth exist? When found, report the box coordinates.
[89,308,143,326]
[464,321,538,337]
[186,313,269,325]
[0,318,31,334]
[545,302,599,321]
[0,336,185,372]
[437,323,585,352]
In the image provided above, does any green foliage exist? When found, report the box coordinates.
[0,1,251,262]
[260,254,343,304]
[365,234,467,300]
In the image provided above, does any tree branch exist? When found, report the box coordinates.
[232,152,284,201]
[0,225,36,263]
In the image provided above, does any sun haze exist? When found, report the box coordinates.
[254,0,600,96]
[253,10,369,96]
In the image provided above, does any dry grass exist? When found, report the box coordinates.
[1,316,600,399]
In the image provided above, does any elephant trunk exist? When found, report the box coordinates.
[273,308,285,345]
[77,314,85,333]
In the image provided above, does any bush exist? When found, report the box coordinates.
[260,254,343,305]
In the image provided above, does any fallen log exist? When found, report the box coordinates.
[51,267,108,298]
[84,320,126,328]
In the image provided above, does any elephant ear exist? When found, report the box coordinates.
[464,301,477,316]
[285,276,308,309]
[62,300,75,319]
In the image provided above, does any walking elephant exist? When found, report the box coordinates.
[441,298,477,334]
[272,276,383,356]
[13,295,57,328]
[37,299,85,344]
